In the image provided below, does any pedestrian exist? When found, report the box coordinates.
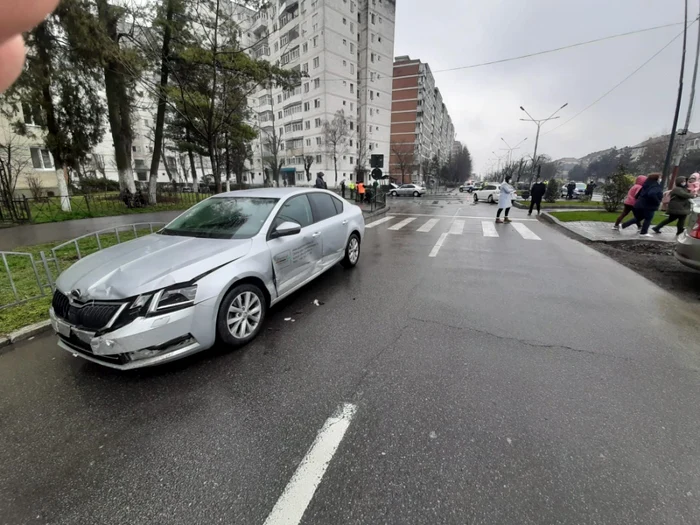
[529,175,546,216]
[585,180,596,197]
[613,175,647,230]
[688,173,700,197]
[340,176,347,198]
[566,181,576,200]
[652,177,694,236]
[621,173,663,236]
[356,181,366,202]
[495,175,516,224]
[314,171,327,189]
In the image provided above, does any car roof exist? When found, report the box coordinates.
[212,187,329,199]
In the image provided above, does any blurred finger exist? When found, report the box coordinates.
[0,0,60,42]
[0,35,26,93]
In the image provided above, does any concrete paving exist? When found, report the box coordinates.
[2,194,700,524]
[548,217,678,243]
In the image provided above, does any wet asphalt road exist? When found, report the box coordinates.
[2,195,700,525]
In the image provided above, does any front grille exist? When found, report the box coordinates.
[52,290,123,330]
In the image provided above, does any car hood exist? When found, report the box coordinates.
[56,234,252,300]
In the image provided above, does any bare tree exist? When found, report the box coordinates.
[26,175,45,200]
[323,110,349,183]
[0,126,33,209]
[391,143,415,184]
[304,155,314,183]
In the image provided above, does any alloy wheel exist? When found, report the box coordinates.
[348,236,360,264]
[227,291,262,339]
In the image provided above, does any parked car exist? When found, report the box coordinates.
[390,184,426,197]
[560,182,587,199]
[674,197,700,271]
[473,183,501,204]
[48,188,365,370]
[459,183,477,193]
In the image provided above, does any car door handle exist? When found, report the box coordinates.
[312,232,321,237]
[342,220,349,225]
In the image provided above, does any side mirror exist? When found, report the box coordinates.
[271,221,302,239]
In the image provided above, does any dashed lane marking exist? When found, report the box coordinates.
[388,217,417,231]
[512,222,542,240]
[481,221,499,237]
[429,233,449,258]
[263,403,357,525]
[365,216,395,229]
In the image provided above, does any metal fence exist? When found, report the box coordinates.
[0,222,164,310]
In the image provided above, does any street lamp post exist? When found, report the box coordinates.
[500,137,528,165]
[520,103,568,180]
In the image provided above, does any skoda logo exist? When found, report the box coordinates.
[70,289,82,302]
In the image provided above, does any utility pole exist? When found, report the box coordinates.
[670,0,700,189]
[500,137,528,165]
[520,103,568,181]
[662,0,689,186]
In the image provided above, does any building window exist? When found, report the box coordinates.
[303,42,308,53]
[371,53,375,63]
[316,154,322,163]
[304,82,310,93]
[343,17,347,25]
[302,63,308,73]
[315,118,321,127]
[370,90,374,100]
[305,121,311,129]
[343,39,347,46]
[350,42,354,53]
[350,83,354,94]
[306,139,311,146]
[371,13,375,24]
[350,157,354,164]
[350,64,355,74]
[371,33,375,43]
[316,137,322,145]
[349,121,354,130]
[29,147,54,170]
[313,57,320,68]
[314,99,321,108]
[304,102,310,111]
[314,78,320,88]
[349,139,353,146]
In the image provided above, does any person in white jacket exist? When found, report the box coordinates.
[496,175,516,224]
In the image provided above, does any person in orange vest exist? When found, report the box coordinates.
[356,182,365,203]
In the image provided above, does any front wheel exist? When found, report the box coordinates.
[217,284,266,348]
[390,190,398,197]
[488,195,495,204]
[341,233,361,268]
[473,194,479,203]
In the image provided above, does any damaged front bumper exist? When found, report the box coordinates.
[49,297,217,370]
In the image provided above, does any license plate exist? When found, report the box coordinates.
[55,318,71,337]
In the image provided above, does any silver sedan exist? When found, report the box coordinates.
[49,188,365,369]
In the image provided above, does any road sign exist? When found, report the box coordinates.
[371,168,383,180]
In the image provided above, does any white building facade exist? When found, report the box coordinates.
[246,0,396,188]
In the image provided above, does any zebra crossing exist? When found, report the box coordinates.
[366,215,542,240]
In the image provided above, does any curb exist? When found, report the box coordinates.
[540,212,594,244]
[0,320,52,354]
[363,206,391,220]
[540,212,676,244]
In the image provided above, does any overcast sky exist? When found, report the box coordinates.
[393,0,700,174]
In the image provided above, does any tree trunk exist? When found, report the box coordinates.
[34,23,71,211]
[147,0,175,205]
[97,0,136,194]
[334,155,338,185]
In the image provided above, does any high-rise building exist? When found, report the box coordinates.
[390,55,455,184]
[246,0,396,188]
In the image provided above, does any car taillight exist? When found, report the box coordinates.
[689,217,700,239]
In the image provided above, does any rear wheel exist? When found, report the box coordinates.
[473,194,479,203]
[413,191,420,197]
[341,233,361,268]
[217,284,266,348]
[459,188,464,193]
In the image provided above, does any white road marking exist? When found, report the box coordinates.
[388,217,417,231]
[392,213,537,221]
[449,219,465,235]
[512,222,542,240]
[417,218,440,232]
[365,216,395,229]
[481,221,499,237]
[429,233,449,258]
[263,403,357,525]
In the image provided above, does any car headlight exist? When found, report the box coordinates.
[149,285,197,313]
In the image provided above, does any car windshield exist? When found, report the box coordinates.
[159,197,278,239]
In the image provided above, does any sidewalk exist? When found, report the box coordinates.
[1,203,389,251]
[541,213,677,243]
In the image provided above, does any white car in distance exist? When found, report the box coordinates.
[473,183,501,204]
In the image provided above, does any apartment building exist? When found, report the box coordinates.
[390,55,455,184]
[246,0,396,187]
